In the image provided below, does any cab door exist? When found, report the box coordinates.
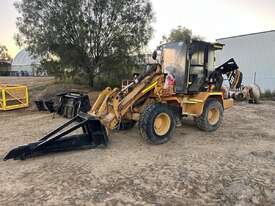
[188,42,211,93]
[162,42,188,93]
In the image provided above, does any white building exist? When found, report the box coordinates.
[12,49,41,76]
[216,30,275,91]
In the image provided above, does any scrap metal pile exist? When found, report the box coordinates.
[231,84,261,104]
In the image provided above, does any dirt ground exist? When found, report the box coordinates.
[0,77,55,88]
[0,78,275,206]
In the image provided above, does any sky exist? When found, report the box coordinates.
[1,0,275,58]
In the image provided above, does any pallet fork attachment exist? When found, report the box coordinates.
[3,113,108,161]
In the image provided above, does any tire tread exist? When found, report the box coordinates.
[195,98,224,132]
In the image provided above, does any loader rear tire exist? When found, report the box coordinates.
[195,98,223,132]
[138,103,176,145]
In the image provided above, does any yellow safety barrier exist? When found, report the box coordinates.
[0,84,29,111]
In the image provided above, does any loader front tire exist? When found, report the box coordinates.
[138,103,176,145]
[195,98,223,132]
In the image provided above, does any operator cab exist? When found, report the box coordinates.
[154,40,223,94]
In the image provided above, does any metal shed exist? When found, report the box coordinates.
[216,30,275,91]
[12,49,41,76]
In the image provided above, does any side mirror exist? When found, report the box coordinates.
[133,73,139,79]
[152,50,157,60]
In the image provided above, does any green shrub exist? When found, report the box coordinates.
[93,76,123,91]
[261,90,275,99]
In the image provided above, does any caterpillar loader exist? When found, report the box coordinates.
[4,40,241,160]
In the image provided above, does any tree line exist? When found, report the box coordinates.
[14,0,202,89]
[0,44,12,62]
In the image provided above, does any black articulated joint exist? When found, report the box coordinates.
[117,120,137,131]
[3,113,108,161]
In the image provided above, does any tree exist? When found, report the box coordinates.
[15,0,154,87]
[0,44,12,61]
[161,26,203,44]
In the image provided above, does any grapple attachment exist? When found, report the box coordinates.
[3,113,108,161]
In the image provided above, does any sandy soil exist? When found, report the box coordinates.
[0,99,274,205]
[0,77,274,205]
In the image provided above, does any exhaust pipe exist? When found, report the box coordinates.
[3,113,108,161]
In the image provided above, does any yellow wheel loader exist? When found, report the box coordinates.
[4,40,241,160]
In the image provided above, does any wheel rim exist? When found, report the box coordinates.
[154,113,171,136]
[207,108,220,125]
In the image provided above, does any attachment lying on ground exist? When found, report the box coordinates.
[3,113,108,161]
[35,91,91,118]
[35,100,53,112]
[57,92,91,118]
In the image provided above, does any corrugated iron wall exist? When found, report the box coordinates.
[216,31,275,91]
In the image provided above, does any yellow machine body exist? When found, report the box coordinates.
[90,40,241,133]
[90,66,234,130]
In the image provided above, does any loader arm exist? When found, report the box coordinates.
[90,67,163,130]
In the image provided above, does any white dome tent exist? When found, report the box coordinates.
[12,49,42,76]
